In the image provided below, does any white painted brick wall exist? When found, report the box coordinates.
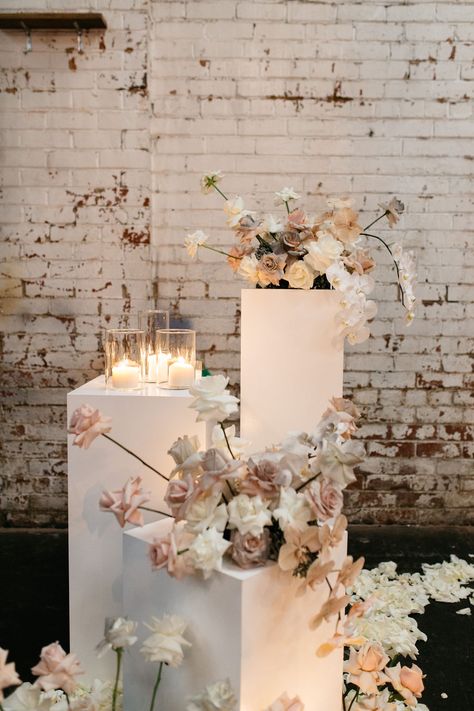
[0,0,473,526]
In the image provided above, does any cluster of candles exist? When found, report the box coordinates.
[105,311,200,391]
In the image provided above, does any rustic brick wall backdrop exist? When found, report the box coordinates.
[1,0,473,527]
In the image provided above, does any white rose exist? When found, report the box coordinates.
[273,488,312,532]
[96,617,137,658]
[304,234,343,273]
[140,614,191,667]
[187,678,237,711]
[189,375,239,423]
[286,260,315,290]
[188,527,231,578]
[3,683,54,711]
[227,494,272,536]
[185,494,228,534]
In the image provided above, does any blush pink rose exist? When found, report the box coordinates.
[149,524,195,580]
[344,642,389,695]
[68,404,111,449]
[305,477,343,521]
[164,474,196,520]
[99,476,150,528]
[230,529,270,569]
[31,642,82,695]
[400,664,424,697]
[0,648,20,702]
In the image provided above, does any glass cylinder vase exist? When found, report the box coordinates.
[138,309,170,382]
[156,329,196,389]
[105,329,145,390]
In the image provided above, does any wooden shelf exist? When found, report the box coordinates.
[0,12,107,30]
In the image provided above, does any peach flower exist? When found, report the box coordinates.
[344,642,389,695]
[309,594,349,630]
[0,648,20,702]
[31,642,82,695]
[343,249,376,275]
[257,253,287,287]
[305,478,343,522]
[278,526,321,573]
[264,692,304,711]
[164,474,196,520]
[336,555,365,589]
[383,663,424,707]
[68,404,111,449]
[331,208,362,244]
[99,476,150,528]
[227,243,254,272]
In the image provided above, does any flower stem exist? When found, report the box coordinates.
[295,473,319,493]
[202,243,243,260]
[285,201,290,214]
[347,690,359,711]
[213,184,228,201]
[220,422,236,460]
[149,662,164,711]
[112,648,123,711]
[360,232,405,307]
[139,506,172,517]
[362,211,387,232]
[102,434,169,483]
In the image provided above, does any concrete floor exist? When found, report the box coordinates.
[0,525,472,709]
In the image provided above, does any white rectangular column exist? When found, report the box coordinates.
[240,289,344,450]
[67,376,206,679]
[123,520,346,711]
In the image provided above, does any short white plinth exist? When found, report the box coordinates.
[240,289,344,450]
[123,519,346,711]
[67,377,207,680]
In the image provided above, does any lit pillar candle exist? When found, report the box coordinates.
[168,356,194,388]
[157,352,171,384]
[111,359,140,389]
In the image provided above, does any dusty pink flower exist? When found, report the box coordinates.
[343,248,376,275]
[319,514,348,555]
[227,243,254,271]
[198,448,247,495]
[305,477,343,521]
[257,253,287,287]
[379,197,404,228]
[331,208,362,244]
[344,642,390,695]
[149,524,196,579]
[300,558,336,595]
[0,648,20,702]
[99,476,150,528]
[230,529,270,569]
[265,692,305,711]
[31,642,83,695]
[240,458,289,500]
[383,663,424,706]
[68,404,111,449]
[164,474,196,520]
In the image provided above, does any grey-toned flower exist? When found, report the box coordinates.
[379,197,405,227]
[240,458,289,500]
[256,253,287,287]
[230,529,270,569]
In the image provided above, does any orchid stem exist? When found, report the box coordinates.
[325,576,334,594]
[149,662,164,711]
[102,434,169,483]
[285,201,290,214]
[296,473,318,492]
[112,648,123,711]
[213,184,228,201]
[202,243,243,260]
[347,690,359,711]
[360,232,405,307]
[362,211,388,232]
[221,422,236,460]
[139,506,172,518]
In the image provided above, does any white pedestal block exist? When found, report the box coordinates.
[123,520,346,711]
[67,377,207,680]
[240,289,344,450]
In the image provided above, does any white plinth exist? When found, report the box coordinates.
[123,520,346,711]
[240,289,344,450]
[67,376,207,680]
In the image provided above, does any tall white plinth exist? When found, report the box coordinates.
[240,289,344,450]
[123,519,346,711]
[67,377,207,680]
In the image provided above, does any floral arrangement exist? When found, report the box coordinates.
[185,173,417,344]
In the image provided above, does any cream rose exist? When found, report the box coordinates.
[304,233,343,273]
[286,260,315,289]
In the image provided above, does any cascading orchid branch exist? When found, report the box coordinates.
[185,172,417,344]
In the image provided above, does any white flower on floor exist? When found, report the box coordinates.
[140,614,191,667]
[185,230,209,259]
[273,488,312,532]
[187,678,237,711]
[227,494,272,536]
[189,375,239,423]
[96,617,138,657]
[274,187,301,206]
[456,607,471,615]
[188,527,231,578]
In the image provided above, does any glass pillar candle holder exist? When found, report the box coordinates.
[138,309,170,382]
[156,329,196,389]
[105,329,145,390]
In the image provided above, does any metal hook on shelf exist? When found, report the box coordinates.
[20,21,32,53]
[73,22,83,53]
